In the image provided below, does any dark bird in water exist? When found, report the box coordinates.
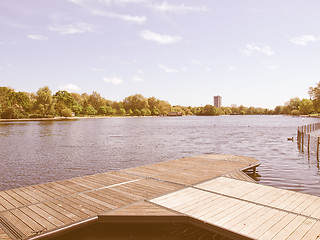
[287,137,294,141]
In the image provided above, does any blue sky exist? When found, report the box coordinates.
[1,0,320,108]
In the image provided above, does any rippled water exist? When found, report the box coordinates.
[1,115,320,196]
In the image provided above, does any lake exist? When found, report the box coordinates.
[1,115,320,196]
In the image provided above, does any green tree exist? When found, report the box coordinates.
[88,91,105,110]
[127,109,133,116]
[274,106,283,115]
[123,94,149,111]
[118,108,126,116]
[134,109,141,116]
[299,99,314,115]
[61,108,73,117]
[98,106,107,115]
[83,104,97,115]
[286,97,301,111]
[309,82,320,111]
[34,86,55,116]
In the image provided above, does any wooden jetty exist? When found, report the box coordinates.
[0,154,319,239]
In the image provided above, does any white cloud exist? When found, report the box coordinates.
[103,75,123,85]
[91,9,146,24]
[132,75,144,82]
[158,64,186,73]
[291,35,320,46]
[48,22,95,35]
[153,1,210,13]
[140,30,182,44]
[240,43,275,56]
[59,84,82,92]
[27,34,48,40]
[228,66,235,70]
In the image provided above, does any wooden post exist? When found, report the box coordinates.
[308,134,310,155]
[301,131,304,152]
[317,137,319,161]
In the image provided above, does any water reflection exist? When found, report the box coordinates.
[1,116,320,196]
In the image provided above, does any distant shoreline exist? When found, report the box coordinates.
[0,114,318,123]
[0,115,164,122]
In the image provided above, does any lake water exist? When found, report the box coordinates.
[1,115,320,196]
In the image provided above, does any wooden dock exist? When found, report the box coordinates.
[0,154,319,239]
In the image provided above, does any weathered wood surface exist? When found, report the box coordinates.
[151,176,320,240]
[0,155,259,239]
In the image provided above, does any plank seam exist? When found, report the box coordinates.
[0,213,26,240]
[192,184,320,222]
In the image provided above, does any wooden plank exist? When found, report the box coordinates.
[284,193,313,212]
[222,204,266,230]
[28,204,64,227]
[68,195,109,213]
[37,202,75,224]
[0,195,15,210]
[237,208,280,236]
[79,193,114,210]
[19,206,56,231]
[211,201,255,227]
[0,191,23,208]
[11,188,39,205]
[5,190,31,206]
[24,186,53,201]
[292,195,319,215]
[200,198,245,222]
[58,179,90,192]
[150,187,197,206]
[10,208,44,235]
[257,213,297,240]
[246,211,288,239]
[0,226,12,240]
[207,200,249,226]
[30,185,60,199]
[56,198,94,218]
[152,188,208,209]
[301,220,320,240]
[271,215,308,240]
[301,197,320,217]
[179,193,223,215]
[286,218,317,240]
[1,210,33,236]
[0,203,6,212]
[85,191,126,208]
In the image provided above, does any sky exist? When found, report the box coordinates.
[1,0,320,109]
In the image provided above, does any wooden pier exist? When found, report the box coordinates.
[0,154,319,239]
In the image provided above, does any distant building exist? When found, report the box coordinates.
[213,96,222,108]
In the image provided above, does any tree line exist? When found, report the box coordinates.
[0,86,172,119]
[1,82,320,119]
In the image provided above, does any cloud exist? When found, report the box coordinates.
[91,10,146,24]
[291,35,320,46]
[132,75,144,82]
[27,34,48,40]
[158,64,186,73]
[228,66,235,70]
[59,84,82,92]
[153,1,210,13]
[240,43,275,56]
[103,75,123,85]
[140,30,182,44]
[48,22,95,35]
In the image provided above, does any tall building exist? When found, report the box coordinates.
[214,96,222,108]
